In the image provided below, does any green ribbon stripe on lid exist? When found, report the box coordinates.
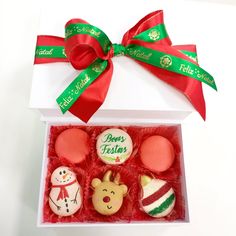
[35,46,66,58]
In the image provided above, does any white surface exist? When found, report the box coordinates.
[0,0,236,235]
[30,57,193,121]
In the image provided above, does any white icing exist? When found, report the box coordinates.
[143,179,166,199]
[142,179,175,218]
[143,188,174,212]
[96,128,133,165]
[49,166,82,216]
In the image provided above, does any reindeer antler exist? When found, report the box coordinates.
[114,173,120,185]
[103,170,112,182]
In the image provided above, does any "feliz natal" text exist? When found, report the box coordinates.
[179,64,215,86]
[58,75,90,110]
[35,48,53,56]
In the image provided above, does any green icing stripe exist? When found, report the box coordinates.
[65,23,111,54]
[133,24,169,42]
[35,46,66,58]
[148,193,175,216]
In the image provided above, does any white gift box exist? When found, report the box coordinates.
[29,0,221,227]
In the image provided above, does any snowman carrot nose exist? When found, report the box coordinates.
[62,173,69,179]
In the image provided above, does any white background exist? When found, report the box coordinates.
[1,0,236,235]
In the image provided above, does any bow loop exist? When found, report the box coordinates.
[122,10,171,46]
[64,19,112,70]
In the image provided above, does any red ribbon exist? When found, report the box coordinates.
[35,10,206,122]
[52,179,77,201]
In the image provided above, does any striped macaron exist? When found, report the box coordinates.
[140,176,175,218]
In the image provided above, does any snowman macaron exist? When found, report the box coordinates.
[49,166,82,216]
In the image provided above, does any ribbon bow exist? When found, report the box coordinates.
[35,10,216,122]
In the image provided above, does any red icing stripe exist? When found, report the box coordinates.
[142,183,171,206]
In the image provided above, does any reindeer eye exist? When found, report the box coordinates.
[102,189,107,192]
[111,191,115,195]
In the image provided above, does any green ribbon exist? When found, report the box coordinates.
[35,46,66,58]
[133,23,169,42]
[65,23,111,54]
[56,59,108,113]
[180,50,198,62]
[126,44,216,90]
[112,43,126,56]
[35,23,216,114]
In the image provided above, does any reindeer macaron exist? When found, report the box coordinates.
[91,170,128,215]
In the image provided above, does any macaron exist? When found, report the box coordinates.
[140,135,175,172]
[91,170,128,215]
[55,128,90,164]
[49,166,82,216]
[140,175,176,218]
[96,128,133,165]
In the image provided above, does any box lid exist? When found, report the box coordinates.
[30,0,197,123]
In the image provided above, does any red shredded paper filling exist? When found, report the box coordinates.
[43,125,185,223]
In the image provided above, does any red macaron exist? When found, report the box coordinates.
[55,128,90,164]
[140,135,175,172]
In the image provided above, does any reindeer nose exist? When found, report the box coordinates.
[103,196,110,203]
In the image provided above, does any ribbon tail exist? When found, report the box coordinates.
[126,42,210,120]
[69,59,113,122]
[134,57,206,120]
[173,44,206,119]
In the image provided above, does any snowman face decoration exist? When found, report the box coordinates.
[91,170,128,215]
[51,166,76,185]
[49,166,82,216]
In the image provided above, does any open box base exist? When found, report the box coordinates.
[37,121,189,227]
